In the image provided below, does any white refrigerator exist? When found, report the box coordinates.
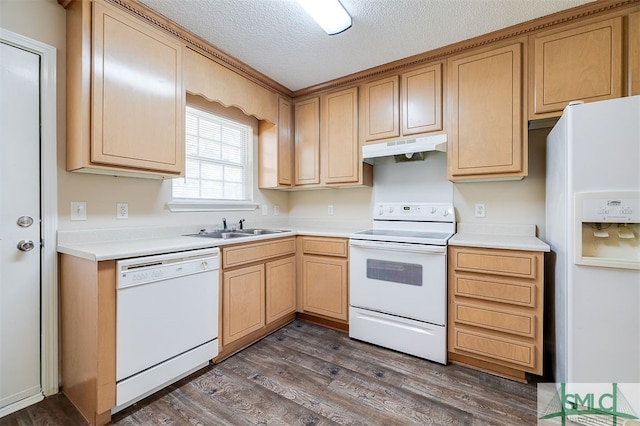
[546,95,640,384]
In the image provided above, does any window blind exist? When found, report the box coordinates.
[173,106,252,201]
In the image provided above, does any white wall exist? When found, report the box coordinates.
[2,0,549,240]
[289,129,549,237]
[453,128,549,239]
[1,0,289,233]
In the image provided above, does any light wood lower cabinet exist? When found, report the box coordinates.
[222,264,266,344]
[298,237,349,327]
[448,246,544,381]
[266,256,297,324]
[219,237,296,359]
[59,255,116,426]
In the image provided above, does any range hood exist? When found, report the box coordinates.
[362,134,447,163]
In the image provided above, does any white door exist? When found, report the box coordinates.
[0,41,42,410]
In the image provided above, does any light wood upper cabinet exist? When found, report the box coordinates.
[259,97,293,189]
[630,11,640,96]
[361,64,443,144]
[362,75,400,141]
[530,17,623,118]
[401,63,443,135]
[321,87,359,184]
[447,41,527,181]
[66,0,185,177]
[294,97,321,186]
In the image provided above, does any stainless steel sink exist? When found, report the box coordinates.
[185,229,290,239]
[237,228,289,235]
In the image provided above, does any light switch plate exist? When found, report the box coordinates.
[475,203,486,218]
[70,202,87,221]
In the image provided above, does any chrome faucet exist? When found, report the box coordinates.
[222,217,227,231]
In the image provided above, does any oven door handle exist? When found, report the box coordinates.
[349,239,446,254]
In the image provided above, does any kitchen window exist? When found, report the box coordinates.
[170,105,257,211]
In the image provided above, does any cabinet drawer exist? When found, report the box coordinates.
[301,237,348,257]
[453,328,535,369]
[222,237,296,269]
[453,302,535,338]
[452,247,538,279]
[453,274,535,307]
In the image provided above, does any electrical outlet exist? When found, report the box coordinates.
[117,203,129,219]
[261,204,269,215]
[70,201,87,221]
[327,205,334,215]
[475,203,486,218]
[273,205,280,216]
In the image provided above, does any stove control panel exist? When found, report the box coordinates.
[374,203,455,222]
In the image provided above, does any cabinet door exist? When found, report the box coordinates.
[362,75,399,141]
[448,42,525,180]
[222,264,265,345]
[91,0,184,174]
[265,256,296,324]
[630,11,640,96]
[277,98,293,185]
[302,255,348,321]
[294,97,320,185]
[322,87,359,184]
[258,97,293,188]
[401,63,443,135]
[531,17,623,116]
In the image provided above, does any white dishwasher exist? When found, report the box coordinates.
[114,247,219,413]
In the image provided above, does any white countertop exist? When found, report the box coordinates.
[449,223,550,252]
[58,222,551,260]
[57,227,358,261]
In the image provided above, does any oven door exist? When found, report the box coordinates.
[349,239,446,325]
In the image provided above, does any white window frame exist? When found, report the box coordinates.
[168,105,258,212]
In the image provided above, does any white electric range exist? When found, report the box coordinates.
[349,202,455,364]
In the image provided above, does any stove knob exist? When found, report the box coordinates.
[388,206,394,213]
[430,207,437,214]
[442,210,449,217]
[378,206,384,216]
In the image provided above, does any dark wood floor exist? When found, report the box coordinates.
[1,320,540,425]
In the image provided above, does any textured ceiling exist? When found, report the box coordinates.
[137,0,594,92]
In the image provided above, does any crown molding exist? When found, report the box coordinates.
[58,0,638,99]
[293,0,640,97]
[57,0,294,97]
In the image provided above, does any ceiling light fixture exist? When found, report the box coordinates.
[296,0,352,35]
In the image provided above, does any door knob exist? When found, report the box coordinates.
[17,240,35,252]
